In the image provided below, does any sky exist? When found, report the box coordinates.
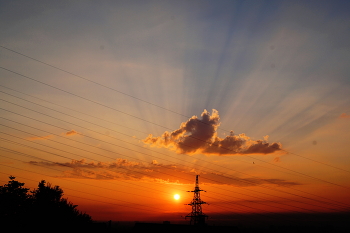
[0,0,350,223]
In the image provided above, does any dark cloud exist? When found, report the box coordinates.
[143,109,282,155]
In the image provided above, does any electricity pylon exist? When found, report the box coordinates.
[185,175,208,226]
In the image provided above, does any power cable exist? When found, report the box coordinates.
[3,88,348,209]
[1,46,349,174]
[0,152,296,219]
[1,71,349,188]
[0,155,308,222]
[0,164,169,213]
[0,46,349,220]
[1,116,349,212]
[1,98,349,192]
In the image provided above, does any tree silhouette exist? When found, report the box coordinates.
[0,176,93,230]
[32,180,63,203]
[0,176,29,225]
[29,180,92,229]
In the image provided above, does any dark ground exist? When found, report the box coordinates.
[94,212,350,233]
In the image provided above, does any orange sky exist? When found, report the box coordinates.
[1,0,350,223]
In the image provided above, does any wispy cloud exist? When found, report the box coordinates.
[26,135,54,141]
[27,159,299,187]
[339,113,350,119]
[143,109,282,155]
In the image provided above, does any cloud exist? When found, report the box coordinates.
[339,113,350,119]
[27,158,299,187]
[28,158,140,169]
[27,158,145,181]
[26,134,54,141]
[143,109,282,155]
[65,130,78,136]
[151,160,158,165]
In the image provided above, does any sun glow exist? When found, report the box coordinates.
[174,194,180,200]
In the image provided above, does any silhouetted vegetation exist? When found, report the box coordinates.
[0,176,92,230]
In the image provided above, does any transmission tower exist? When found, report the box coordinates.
[185,175,208,226]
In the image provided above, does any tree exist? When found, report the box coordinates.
[0,176,29,224]
[0,177,92,230]
[29,180,92,229]
[32,180,63,203]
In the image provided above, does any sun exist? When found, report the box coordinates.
[174,194,180,200]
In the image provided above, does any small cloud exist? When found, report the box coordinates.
[263,135,269,142]
[151,160,158,165]
[65,130,78,136]
[274,157,280,163]
[27,135,54,141]
[339,113,350,119]
[190,168,197,173]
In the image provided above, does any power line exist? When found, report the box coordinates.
[1,63,349,212]
[1,99,349,192]
[0,147,178,203]
[1,46,349,174]
[0,45,190,119]
[0,164,169,213]
[1,160,342,225]
[0,151,302,219]
[1,105,349,211]
[0,154,325,222]
[1,140,348,220]
[2,45,350,222]
[1,85,348,209]
[0,66,171,131]
[2,132,346,214]
[0,88,307,180]
[1,71,349,186]
[1,115,349,212]
[0,135,185,197]
[0,84,149,135]
[2,86,331,189]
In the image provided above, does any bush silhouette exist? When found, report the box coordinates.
[0,176,92,230]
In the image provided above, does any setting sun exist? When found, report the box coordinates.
[174,194,180,200]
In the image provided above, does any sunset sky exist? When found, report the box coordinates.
[1,0,350,223]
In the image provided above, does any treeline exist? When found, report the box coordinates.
[0,176,95,231]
